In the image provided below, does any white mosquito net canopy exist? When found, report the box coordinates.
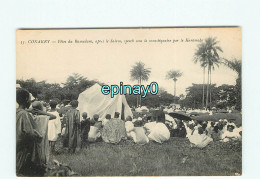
[78,83,133,120]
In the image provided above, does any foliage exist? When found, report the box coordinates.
[166,70,183,81]
[130,61,151,83]
[194,37,223,109]
[180,83,239,110]
[17,73,99,102]
[130,61,151,106]
[126,88,176,108]
[222,58,242,110]
[194,37,223,70]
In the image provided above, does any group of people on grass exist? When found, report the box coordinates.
[16,88,169,176]
[165,113,242,148]
[16,87,242,176]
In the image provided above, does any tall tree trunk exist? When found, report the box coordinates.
[206,66,210,110]
[202,67,205,109]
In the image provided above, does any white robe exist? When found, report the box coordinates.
[125,121,135,139]
[188,133,213,148]
[102,118,109,126]
[133,127,149,145]
[48,111,61,141]
[221,130,241,142]
[144,121,157,135]
[88,126,101,142]
[184,123,193,139]
[148,123,170,144]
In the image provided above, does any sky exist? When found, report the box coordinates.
[16,27,241,96]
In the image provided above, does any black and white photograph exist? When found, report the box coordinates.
[16,27,242,176]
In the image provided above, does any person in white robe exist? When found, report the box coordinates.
[188,127,213,148]
[88,114,101,142]
[148,118,170,144]
[48,100,61,153]
[102,114,111,127]
[144,118,157,136]
[221,125,241,142]
[125,116,135,140]
[132,120,149,145]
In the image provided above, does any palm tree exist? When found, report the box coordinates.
[166,70,183,100]
[222,58,242,110]
[194,43,208,109]
[130,61,151,107]
[222,58,241,78]
[194,37,223,110]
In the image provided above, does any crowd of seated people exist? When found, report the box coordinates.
[16,87,242,176]
[183,118,242,148]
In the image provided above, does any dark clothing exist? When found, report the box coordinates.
[80,119,91,147]
[63,109,81,152]
[152,110,166,123]
[16,109,43,176]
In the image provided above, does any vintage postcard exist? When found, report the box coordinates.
[16,27,242,176]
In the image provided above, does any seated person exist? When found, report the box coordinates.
[101,112,127,144]
[172,119,187,138]
[144,117,157,136]
[102,114,111,127]
[188,127,213,148]
[88,114,102,142]
[221,124,241,142]
[148,117,170,144]
[206,121,215,137]
[192,120,202,135]
[125,116,135,139]
[227,119,237,128]
[133,120,149,145]
[185,123,195,139]
[211,125,221,141]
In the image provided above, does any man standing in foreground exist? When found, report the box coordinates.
[63,100,81,153]
[16,88,42,176]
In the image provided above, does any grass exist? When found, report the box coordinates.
[52,137,241,176]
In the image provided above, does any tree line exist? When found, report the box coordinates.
[129,37,241,110]
[17,37,241,111]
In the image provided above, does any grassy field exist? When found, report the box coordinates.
[53,138,241,176]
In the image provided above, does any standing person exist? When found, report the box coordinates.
[16,88,42,176]
[48,100,61,153]
[29,101,57,176]
[63,100,81,153]
[80,112,91,148]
